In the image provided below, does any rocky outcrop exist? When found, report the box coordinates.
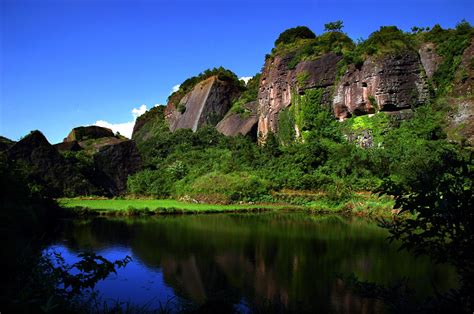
[93,140,142,195]
[65,126,115,142]
[54,140,82,152]
[60,125,143,195]
[216,101,258,138]
[418,42,442,78]
[333,51,430,119]
[257,53,341,139]
[132,105,168,147]
[447,38,474,146]
[0,136,15,152]
[6,131,96,196]
[165,76,241,132]
[453,37,474,97]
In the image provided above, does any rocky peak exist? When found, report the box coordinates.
[165,75,242,132]
[6,130,96,197]
[0,136,15,153]
[65,126,115,142]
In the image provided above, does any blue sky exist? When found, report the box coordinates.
[1,0,473,143]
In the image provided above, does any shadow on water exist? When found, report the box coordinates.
[48,212,458,313]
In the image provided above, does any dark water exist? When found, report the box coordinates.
[46,212,457,313]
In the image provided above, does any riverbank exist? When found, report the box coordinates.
[58,192,396,217]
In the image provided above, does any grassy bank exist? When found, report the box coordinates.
[59,192,396,217]
[58,198,300,216]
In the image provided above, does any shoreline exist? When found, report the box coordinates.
[58,193,397,218]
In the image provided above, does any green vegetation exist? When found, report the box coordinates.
[419,20,474,95]
[324,20,344,32]
[168,66,245,107]
[59,198,296,214]
[274,26,316,46]
[229,73,261,115]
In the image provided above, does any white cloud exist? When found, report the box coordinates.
[239,76,252,85]
[132,104,147,119]
[170,84,180,95]
[93,104,148,138]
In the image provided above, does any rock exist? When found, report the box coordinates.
[447,38,474,146]
[65,126,115,142]
[333,51,430,119]
[93,140,142,195]
[6,131,95,197]
[418,42,443,78]
[453,37,474,97]
[165,75,241,132]
[132,105,168,147]
[53,140,82,152]
[216,101,258,138]
[257,52,341,140]
[0,136,15,153]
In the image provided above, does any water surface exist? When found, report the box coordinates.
[47,212,457,313]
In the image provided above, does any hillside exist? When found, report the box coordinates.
[1,21,472,201]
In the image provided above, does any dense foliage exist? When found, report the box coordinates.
[230,73,261,115]
[274,26,316,46]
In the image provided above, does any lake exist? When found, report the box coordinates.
[45,212,457,313]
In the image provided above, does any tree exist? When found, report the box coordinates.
[324,20,344,32]
[381,146,473,312]
[274,26,316,46]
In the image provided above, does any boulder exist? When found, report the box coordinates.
[216,101,258,138]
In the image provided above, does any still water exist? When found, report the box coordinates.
[46,212,457,313]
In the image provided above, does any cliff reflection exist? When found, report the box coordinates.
[56,213,457,313]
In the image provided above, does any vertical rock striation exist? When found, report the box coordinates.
[165,76,241,132]
[333,51,430,119]
[257,53,341,140]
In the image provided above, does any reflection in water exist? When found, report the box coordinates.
[48,213,458,313]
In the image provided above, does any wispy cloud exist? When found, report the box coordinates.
[93,104,148,138]
[239,76,252,85]
[170,84,180,95]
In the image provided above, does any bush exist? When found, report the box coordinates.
[274,26,316,46]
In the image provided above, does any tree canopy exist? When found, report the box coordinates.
[274,26,316,46]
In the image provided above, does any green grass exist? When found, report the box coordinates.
[59,192,397,217]
[58,198,298,216]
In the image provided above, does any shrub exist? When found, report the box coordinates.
[274,26,316,46]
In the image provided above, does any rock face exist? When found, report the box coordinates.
[0,136,15,152]
[6,131,96,197]
[257,53,341,139]
[132,105,168,147]
[448,38,474,146]
[216,101,258,138]
[333,51,430,119]
[93,140,142,195]
[418,42,443,78]
[165,76,241,132]
[61,126,143,195]
[65,126,115,142]
[54,140,82,152]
